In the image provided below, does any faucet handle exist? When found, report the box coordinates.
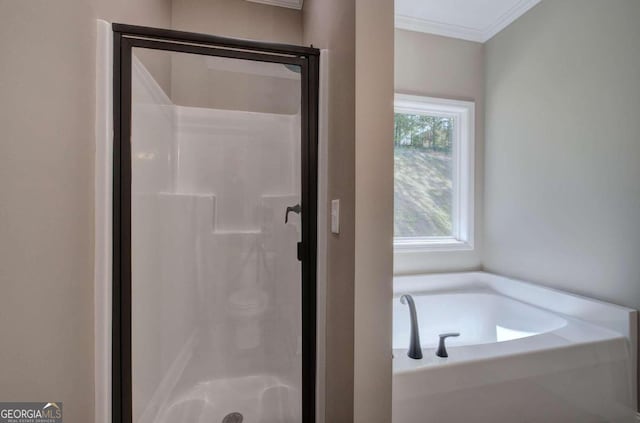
[285,203,302,224]
[439,332,460,339]
[436,333,460,358]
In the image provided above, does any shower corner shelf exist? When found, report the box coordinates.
[213,229,263,236]
[150,192,301,236]
[158,191,215,198]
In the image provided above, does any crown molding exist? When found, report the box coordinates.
[395,14,485,42]
[246,0,303,10]
[483,0,541,41]
[395,0,541,44]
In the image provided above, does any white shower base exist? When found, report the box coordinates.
[154,374,299,423]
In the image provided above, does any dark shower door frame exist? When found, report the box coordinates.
[112,23,319,423]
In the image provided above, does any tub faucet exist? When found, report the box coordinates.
[400,294,423,359]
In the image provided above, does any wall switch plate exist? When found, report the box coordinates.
[331,199,340,234]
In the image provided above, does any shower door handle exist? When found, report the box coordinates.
[285,203,301,224]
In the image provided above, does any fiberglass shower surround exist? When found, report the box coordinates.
[130,54,303,423]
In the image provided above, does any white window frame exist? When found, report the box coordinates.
[393,94,475,252]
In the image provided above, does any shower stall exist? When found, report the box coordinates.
[107,24,319,423]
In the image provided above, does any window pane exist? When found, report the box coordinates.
[394,113,454,238]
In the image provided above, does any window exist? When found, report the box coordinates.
[394,94,475,252]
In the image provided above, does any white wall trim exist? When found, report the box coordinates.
[393,237,473,253]
[245,0,303,10]
[316,49,329,423]
[95,19,113,423]
[395,0,541,43]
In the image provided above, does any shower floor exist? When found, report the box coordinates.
[154,374,300,423]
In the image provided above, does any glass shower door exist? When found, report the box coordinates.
[112,26,318,423]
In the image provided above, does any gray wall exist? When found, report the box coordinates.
[354,1,394,422]
[0,1,300,421]
[303,1,357,421]
[169,52,301,113]
[484,2,640,406]
[172,0,301,44]
[0,0,171,422]
[484,0,640,311]
[169,0,302,112]
[394,29,485,275]
[303,2,395,421]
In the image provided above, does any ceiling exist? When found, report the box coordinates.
[395,0,541,43]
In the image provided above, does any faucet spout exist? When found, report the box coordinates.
[400,294,423,359]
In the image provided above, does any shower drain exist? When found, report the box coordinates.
[221,412,243,423]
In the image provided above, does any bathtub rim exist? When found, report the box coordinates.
[392,289,571,349]
[392,271,638,409]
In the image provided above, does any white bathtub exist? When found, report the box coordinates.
[393,272,638,423]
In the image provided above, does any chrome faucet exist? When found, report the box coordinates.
[400,294,423,359]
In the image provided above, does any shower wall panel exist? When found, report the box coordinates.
[175,106,300,231]
[131,57,200,423]
[130,53,303,422]
[172,105,302,380]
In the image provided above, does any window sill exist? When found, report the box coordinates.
[394,237,473,253]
